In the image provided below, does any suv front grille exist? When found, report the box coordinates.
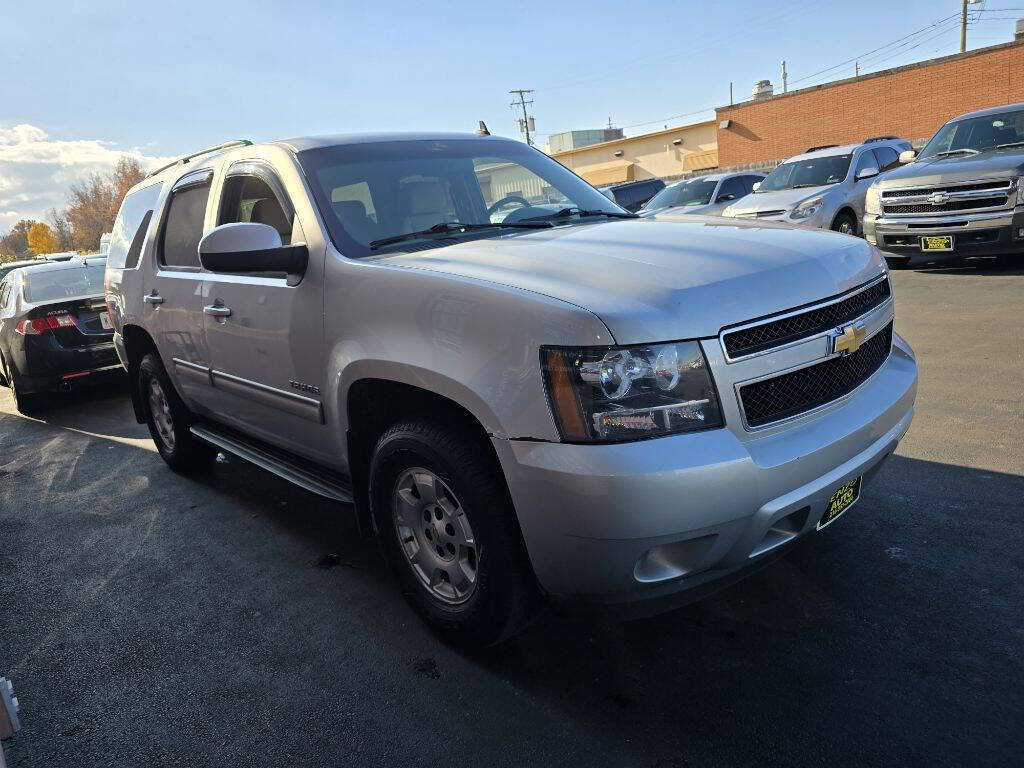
[723,279,890,359]
[739,321,893,427]
[880,179,1015,216]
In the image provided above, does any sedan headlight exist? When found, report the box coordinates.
[542,342,723,442]
[790,196,824,220]
[865,184,882,215]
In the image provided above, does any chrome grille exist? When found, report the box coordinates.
[739,322,894,427]
[735,209,786,218]
[722,279,891,359]
[880,179,1015,216]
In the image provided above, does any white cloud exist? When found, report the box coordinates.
[0,124,175,232]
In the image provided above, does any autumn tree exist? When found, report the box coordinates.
[0,220,39,261]
[27,222,60,255]
[47,208,74,251]
[62,156,146,252]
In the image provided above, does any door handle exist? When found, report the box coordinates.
[143,293,164,305]
[203,304,232,318]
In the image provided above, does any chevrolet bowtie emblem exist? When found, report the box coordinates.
[831,322,867,356]
[927,192,950,205]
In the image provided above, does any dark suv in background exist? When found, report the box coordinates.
[599,178,666,212]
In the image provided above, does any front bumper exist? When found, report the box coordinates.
[493,334,917,612]
[864,208,1024,262]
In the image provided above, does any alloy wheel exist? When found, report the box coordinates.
[392,468,478,604]
[147,377,176,453]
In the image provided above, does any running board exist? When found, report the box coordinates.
[190,423,353,503]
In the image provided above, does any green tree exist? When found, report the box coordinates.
[0,220,39,261]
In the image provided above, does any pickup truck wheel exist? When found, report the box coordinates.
[832,212,857,236]
[138,353,214,473]
[370,419,539,646]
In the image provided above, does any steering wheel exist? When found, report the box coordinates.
[487,195,531,216]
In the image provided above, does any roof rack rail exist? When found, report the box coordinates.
[863,135,900,144]
[146,140,253,178]
[805,144,838,153]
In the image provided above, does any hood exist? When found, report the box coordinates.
[875,149,1024,189]
[725,185,831,215]
[376,218,885,345]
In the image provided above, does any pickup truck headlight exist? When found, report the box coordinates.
[865,184,881,215]
[542,342,722,442]
[790,196,823,220]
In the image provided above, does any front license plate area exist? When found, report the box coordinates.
[921,235,953,251]
[818,476,861,530]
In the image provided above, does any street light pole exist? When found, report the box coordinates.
[961,0,968,53]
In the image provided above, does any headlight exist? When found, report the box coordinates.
[790,196,823,220]
[541,342,723,442]
[865,184,881,215]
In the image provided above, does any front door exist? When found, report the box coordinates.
[200,162,327,458]
[147,170,213,408]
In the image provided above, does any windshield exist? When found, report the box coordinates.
[644,179,717,210]
[299,138,624,256]
[23,265,105,303]
[918,109,1024,159]
[757,154,852,192]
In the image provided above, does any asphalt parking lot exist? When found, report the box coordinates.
[1,260,1022,768]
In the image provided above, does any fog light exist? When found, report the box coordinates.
[1017,227,1024,239]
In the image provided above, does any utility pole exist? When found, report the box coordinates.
[729,81,734,105]
[780,60,788,93]
[855,61,860,77]
[509,89,535,146]
[960,0,968,52]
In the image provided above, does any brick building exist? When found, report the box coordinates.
[716,39,1024,167]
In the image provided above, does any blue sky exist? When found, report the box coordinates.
[1,0,1020,228]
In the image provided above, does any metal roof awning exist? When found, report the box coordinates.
[683,149,719,171]
[574,159,635,186]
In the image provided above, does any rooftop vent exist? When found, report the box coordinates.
[752,80,774,100]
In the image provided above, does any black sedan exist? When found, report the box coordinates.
[0,259,122,414]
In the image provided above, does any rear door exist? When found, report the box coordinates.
[147,169,214,408]
[200,158,327,457]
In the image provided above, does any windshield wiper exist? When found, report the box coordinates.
[369,220,551,250]
[934,148,980,158]
[996,141,1024,150]
[525,207,639,222]
[791,183,825,188]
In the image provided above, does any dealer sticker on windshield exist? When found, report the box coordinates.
[818,476,861,530]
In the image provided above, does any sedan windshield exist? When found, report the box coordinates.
[918,109,1024,160]
[643,179,717,210]
[757,155,852,192]
[24,265,105,303]
[298,138,625,256]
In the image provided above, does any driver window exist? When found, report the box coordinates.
[474,158,571,222]
[854,151,879,179]
[219,173,292,245]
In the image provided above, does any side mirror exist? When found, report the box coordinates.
[751,181,761,191]
[856,167,880,180]
[715,193,736,203]
[899,149,917,164]
[199,223,308,276]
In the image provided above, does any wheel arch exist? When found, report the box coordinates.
[120,324,160,423]
[832,206,859,234]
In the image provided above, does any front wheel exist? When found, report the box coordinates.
[138,353,214,472]
[369,419,539,646]
[831,212,857,236]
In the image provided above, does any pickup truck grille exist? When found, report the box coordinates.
[722,278,890,359]
[739,322,893,427]
[880,179,1015,216]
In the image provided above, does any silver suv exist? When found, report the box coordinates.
[106,133,917,645]
[723,137,911,234]
[864,103,1024,268]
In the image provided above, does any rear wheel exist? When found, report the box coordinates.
[369,419,539,646]
[831,212,857,236]
[138,353,215,472]
[2,356,42,416]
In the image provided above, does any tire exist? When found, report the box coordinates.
[831,212,857,236]
[885,256,913,270]
[0,353,9,388]
[3,356,43,416]
[138,353,215,472]
[369,419,539,646]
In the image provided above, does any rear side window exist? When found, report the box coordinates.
[108,182,163,270]
[160,177,212,269]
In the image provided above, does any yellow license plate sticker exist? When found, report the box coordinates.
[818,476,861,530]
[921,235,953,251]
